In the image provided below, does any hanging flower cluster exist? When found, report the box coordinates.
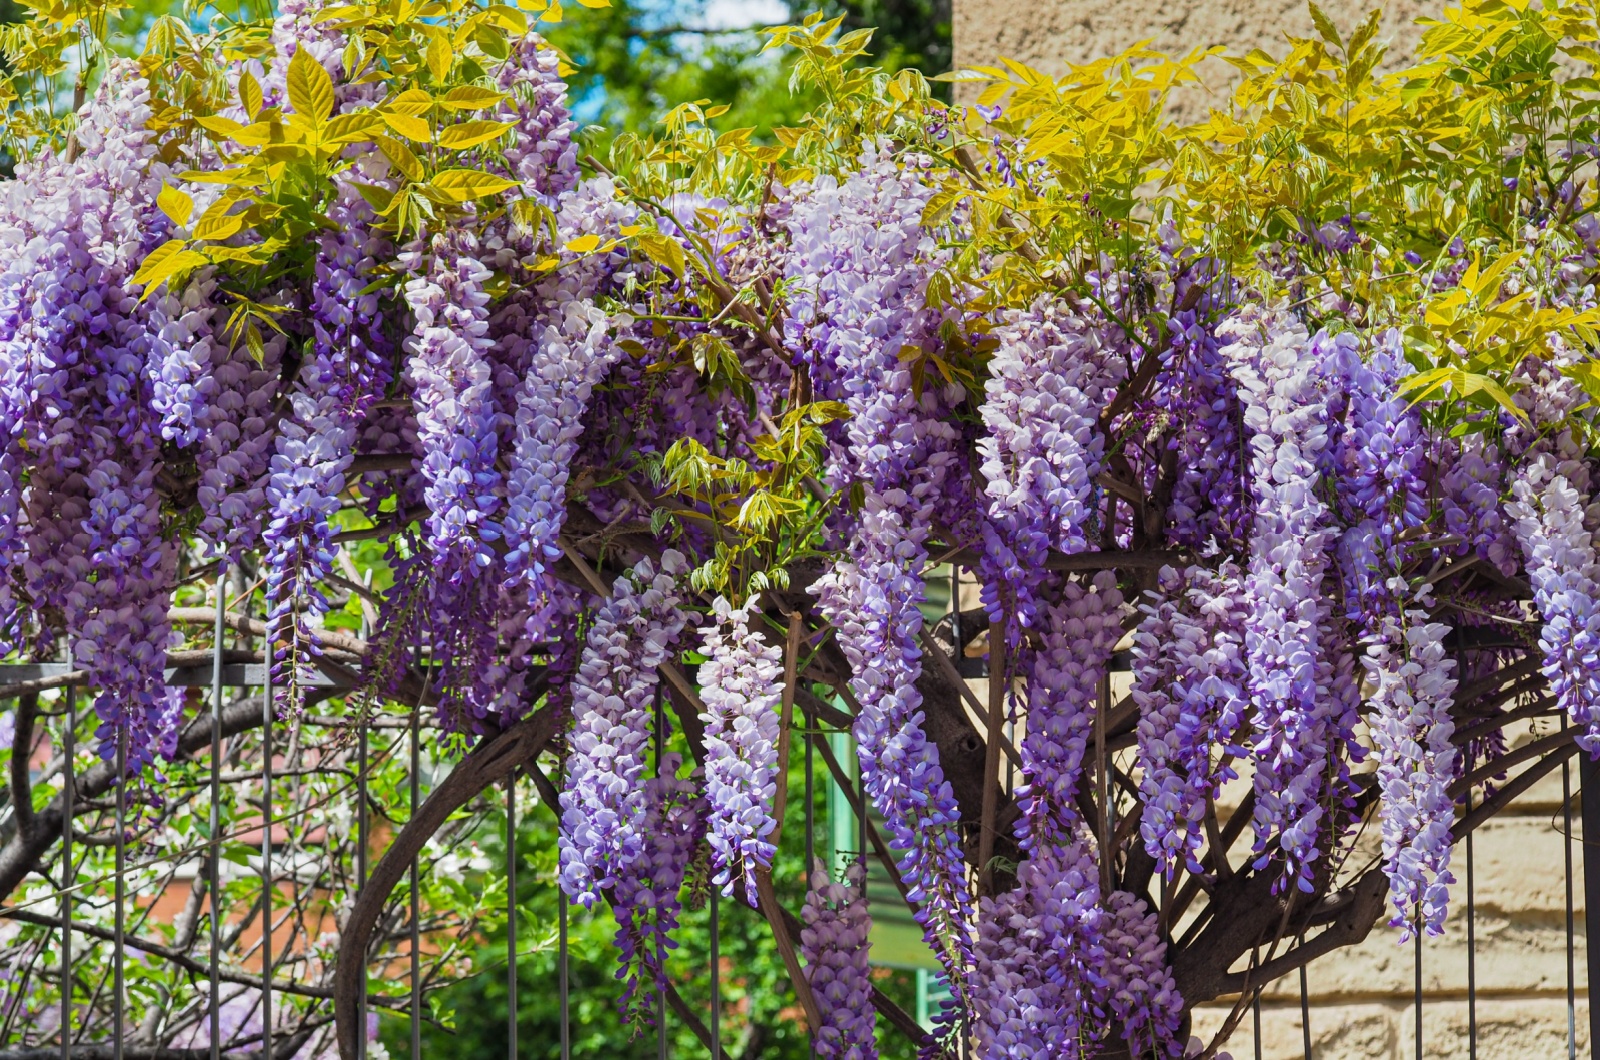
[800,860,876,1060]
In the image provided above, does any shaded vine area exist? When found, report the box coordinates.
[3,0,1600,1057]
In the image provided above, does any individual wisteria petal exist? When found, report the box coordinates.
[1100,891,1185,1058]
[610,753,701,1026]
[1507,453,1600,755]
[558,550,692,906]
[1219,305,1343,893]
[696,596,783,906]
[1133,561,1250,877]
[801,860,877,1060]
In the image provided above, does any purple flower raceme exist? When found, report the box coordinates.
[402,229,503,572]
[976,295,1128,623]
[1157,309,1244,550]
[502,296,622,587]
[696,596,783,906]
[494,33,579,204]
[0,64,182,769]
[972,834,1107,1060]
[1507,453,1600,755]
[1219,306,1343,893]
[801,860,876,1060]
[1364,600,1459,936]
[558,550,692,906]
[263,188,391,713]
[1133,560,1251,877]
[793,145,974,988]
[610,753,701,1025]
[1101,891,1185,1058]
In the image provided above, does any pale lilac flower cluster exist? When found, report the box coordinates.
[1100,891,1185,1058]
[794,146,973,981]
[1017,571,1125,849]
[558,550,691,905]
[0,64,181,768]
[494,33,579,203]
[610,753,701,1024]
[972,836,1106,1059]
[1507,454,1600,754]
[1220,306,1341,893]
[1364,604,1459,936]
[502,296,619,586]
[402,231,503,571]
[976,296,1127,620]
[801,860,877,1060]
[1158,311,1243,549]
[696,597,783,906]
[1133,561,1250,877]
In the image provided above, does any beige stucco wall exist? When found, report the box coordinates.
[952,0,1436,111]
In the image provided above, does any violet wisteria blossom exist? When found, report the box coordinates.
[558,550,691,905]
[1101,891,1185,1058]
[696,596,783,906]
[801,860,876,1060]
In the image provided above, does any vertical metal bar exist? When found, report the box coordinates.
[261,598,273,1060]
[1414,919,1422,1060]
[1565,752,1576,1060]
[558,900,569,1060]
[59,670,73,1060]
[709,888,719,1060]
[1298,965,1311,1060]
[356,626,369,1060]
[654,691,666,1060]
[410,696,421,1060]
[210,581,224,1060]
[1581,756,1600,1059]
[114,734,126,1060]
[1466,789,1477,1060]
[1252,991,1262,1060]
[507,773,517,1060]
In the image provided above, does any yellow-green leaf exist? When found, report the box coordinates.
[377,135,427,182]
[438,85,508,111]
[323,112,384,145]
[437,119,514,149]
[132,240,208,299]
[388,88,435,116]
[575,0,609,7]
[194,209,246,242]
[565,233,600,253]
[430,168,519,201]
[381,111,432,142]
[636,232,686,278]
[240,71,263,120]
[196,115,247,140]
[287,47,335,123]
[157,184,194,226]
[425,33,453,81]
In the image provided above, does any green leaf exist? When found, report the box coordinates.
[132,240,208,299]
[377,135,426,182]
[287,47,334,124]
[635,232,687,278]
[429,168,519,201]
[1307,1,1343,48]
[437,119,514,149]
[157,184,194,227]
[239,70,263,120]
[438,85,508,111]
[381,111,432,142]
